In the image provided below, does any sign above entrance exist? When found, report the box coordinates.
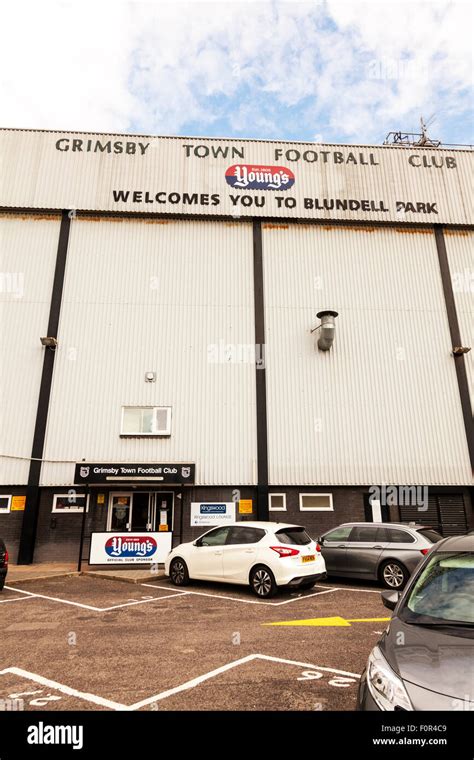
[74,462,195,485]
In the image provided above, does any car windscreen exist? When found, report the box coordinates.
[416,528,443,544]
[275,527,311,545]
[401,552,474,625]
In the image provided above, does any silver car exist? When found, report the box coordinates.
[319,522,443,589]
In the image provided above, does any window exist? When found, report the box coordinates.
[52,493,89,513]
[198,527,230,546]
[275,527,312,545]
[0,496,12,513]
[417,528,443,544]
[323,526,352,543]
[227,527,265,545]
[348,526,379,542]
[121,406,171,436]
[269,493,286,511]
[384,528,415,544]
[299,493,333,511]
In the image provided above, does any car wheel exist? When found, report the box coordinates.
[250,565,277,598]
[169,558,190,587]
[380,560,408,589]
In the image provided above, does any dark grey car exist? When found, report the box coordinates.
[0,538,8,591]
[357,533,474,710]
[320,522,442,589]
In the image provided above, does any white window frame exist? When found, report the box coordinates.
[269,493,287,512]
[0,495,12,514]
[299,493,334,511]
[52,493,89,514]
[120,406,172,436]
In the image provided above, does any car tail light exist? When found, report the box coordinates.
[420,549,430,556]
[315,543,321,553]
[270,546,300,558]
[4,550,8,566]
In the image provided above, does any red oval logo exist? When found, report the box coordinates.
[225,164,295,191]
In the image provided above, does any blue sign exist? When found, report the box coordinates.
[200,504,227,514]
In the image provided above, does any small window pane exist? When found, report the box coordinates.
[141,408,154,433]
[269,494,286,511]
[53,495,86,512]
[300,494,332,510]
[0,497,11,512]
[155,408,169,432]
[122,408,142,433]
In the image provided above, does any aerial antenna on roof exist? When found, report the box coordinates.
[384,114,441,147]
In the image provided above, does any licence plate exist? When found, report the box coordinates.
[302,555,315,563]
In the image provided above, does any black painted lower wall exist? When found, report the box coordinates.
[0,485,472,564]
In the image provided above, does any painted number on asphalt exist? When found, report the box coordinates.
[297,671,357,688]
[8,689,62,706]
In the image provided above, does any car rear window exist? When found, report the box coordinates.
[384,528,415,543]
[275,527,311,545]
[227,527,265,545]
[417,528,443,544]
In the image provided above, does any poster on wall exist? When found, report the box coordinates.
[191,502,236,526]
[89,532,172,565]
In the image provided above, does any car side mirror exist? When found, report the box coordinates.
[381,590,400,611]
[193,539,202,547]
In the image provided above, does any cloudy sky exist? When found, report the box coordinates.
[0,0,472,145]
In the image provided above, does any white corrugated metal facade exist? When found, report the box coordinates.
[0,215,60,484]
[41,218,257,486]
[262,223,472,485]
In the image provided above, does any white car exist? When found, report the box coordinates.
[165,521,327,598]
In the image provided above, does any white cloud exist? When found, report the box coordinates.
[0,0,471,143]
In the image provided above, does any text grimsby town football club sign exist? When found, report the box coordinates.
[0,129,472,225]
[74,462,195,485]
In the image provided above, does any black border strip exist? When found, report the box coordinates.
[253,220,269,520]
[434,225,474,471]
[17,210,71,564]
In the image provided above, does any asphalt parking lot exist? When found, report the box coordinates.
[0,575,389,712]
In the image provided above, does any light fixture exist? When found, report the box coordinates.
[145,371,157,382]
[452,346,471,356]
[40,336,58,349]
[311,310,338,351]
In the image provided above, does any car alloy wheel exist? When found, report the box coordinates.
[170,559,188,586]
[383,563,405,588]
[252,568,273,596]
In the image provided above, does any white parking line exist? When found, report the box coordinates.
[3,585,189,613]
[128,653,360,709]
[0,667,126,710]
[140,583,339,606]
[0,654,360,712]
[0,595,36,605]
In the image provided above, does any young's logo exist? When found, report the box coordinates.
[105,536,157,558]
[225,164,295,191]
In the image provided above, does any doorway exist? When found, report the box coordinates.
[107,491,174,532]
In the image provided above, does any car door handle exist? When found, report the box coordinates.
[373,546,383,550]
[214,550,223,555]
[337,544,347,548]
[244,549,254,553]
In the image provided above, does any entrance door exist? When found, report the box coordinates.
[155,492,174,531]
[108,493,132,531]
[131,492,150,531]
